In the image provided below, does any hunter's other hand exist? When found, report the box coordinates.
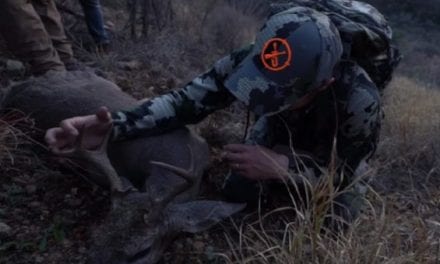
[45,106,112,154]
[224,144,289,180]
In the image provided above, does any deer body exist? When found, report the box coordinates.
[1,70,244,263]
[2,71,203,197]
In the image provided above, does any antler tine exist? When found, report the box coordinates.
[75,125,127,194]
[149,145,195,184]
[149,145,195,206]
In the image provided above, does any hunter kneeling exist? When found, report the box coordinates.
[46,5,397,231]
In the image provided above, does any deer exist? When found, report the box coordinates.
[0,70,245,263]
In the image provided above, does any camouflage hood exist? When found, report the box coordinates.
[224,7,343,116]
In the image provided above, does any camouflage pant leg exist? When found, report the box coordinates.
[324,181,367,233]
[0,0,65,75]
[32,0,74,65]
[325,160,370,232]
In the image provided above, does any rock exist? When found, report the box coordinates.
[6,59,25,74]
[0,222,12,238]
[147,86,155,93]
[62,239,72,248]
[175,242,183,250]
[71,188,78,196]
[205,246,216,261]
[35,256,44,263]
[117,60,142,71]
[193,241,205,252]
[104,21,115,32]
[78,246,87,254]
[66,198,82,207]
[26,184,37,195]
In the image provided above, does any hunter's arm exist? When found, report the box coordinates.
[111,46,253,141]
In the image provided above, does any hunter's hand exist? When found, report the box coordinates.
[45,106,112,154]
[224,144,289,180]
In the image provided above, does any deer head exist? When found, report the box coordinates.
[59,127,244,264]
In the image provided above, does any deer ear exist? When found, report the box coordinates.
[165,201,246,233]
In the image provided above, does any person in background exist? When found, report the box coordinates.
[0,0,78,75]
[79,0,111,52]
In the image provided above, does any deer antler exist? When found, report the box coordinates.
[149,148,194,182]
[57,125,128,194]
[149,145,195,205]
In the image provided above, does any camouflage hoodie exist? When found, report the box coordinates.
[111,4,383,182]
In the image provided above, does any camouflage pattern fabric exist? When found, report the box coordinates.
[224,7,343,116]
[264,60,380,182]
[111,52,380,181]
[111,45,252,140]
[271,0,401,90]
[111,3,387,221]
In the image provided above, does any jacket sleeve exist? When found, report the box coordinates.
[335,63,381,184]
[111,45,253,141]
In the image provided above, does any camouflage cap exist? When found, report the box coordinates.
[224,7,343,116]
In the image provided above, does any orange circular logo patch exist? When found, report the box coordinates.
[261,38,292,72]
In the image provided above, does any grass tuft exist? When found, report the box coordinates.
[0,110,36,167]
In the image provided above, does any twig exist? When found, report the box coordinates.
[56,3,85,19]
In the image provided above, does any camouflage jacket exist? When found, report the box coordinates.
[111,0,391,182]
[111,44,381,181]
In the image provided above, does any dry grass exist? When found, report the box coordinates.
[365,0,440,25]
[214,76,440,264]
[381,77,440,157]
[0,111,36,168]
[391,25,440,88]
[378,76,440,187]
[220,182,440,263]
